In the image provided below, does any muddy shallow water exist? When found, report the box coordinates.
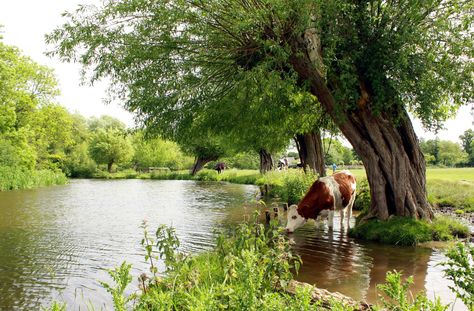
[0,179,467,310]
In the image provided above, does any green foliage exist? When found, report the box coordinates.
[421,139,469,167]
[132,132,193,171]
[45,301,66,311]
[460,129,474,164]
[0,166,67,191]
[377,271,447,311]
[216,152,260,170]
[323,138,354,166]
[350,216,469,245]
[89,129,134,172]
[353,178,370,213]
[99,262,135,311]
[28,104,74,168]
[63,142,97,177]
[51,218,455,311]
[441,243,474,309]
[0,131,37,169]
[88,115,126,132]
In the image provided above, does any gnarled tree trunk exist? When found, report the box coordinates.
[295,130,326,177]
[259,149,273,173]
[190,156,217,175]
[287,29,434,221]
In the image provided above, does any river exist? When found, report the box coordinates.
[0,179,466,310]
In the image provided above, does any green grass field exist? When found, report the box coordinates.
[349,167,474,182]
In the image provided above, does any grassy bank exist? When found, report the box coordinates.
[50,217,458,311]
[349,216,470,246]
[0,166,68,191]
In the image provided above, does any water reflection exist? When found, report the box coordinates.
[0,180,465,310]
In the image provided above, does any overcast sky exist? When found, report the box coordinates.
[1,0,472,141]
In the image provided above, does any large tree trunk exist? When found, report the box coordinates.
[287,29,434,221]
[190,156,216,175]
[259,149,273,173]
[295,130,326,177]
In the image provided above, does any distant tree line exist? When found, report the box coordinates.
[420,130,474,167]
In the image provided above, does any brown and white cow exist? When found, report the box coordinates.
[285,170,356,233]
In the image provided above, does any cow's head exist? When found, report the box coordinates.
[285,204,306,233]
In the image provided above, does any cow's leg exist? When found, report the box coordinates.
[346,193,356,228]
[328,210,334,228]
[339,208,346,229]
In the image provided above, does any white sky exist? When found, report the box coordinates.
[1,0,472,141]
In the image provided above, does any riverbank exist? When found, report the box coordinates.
[0,166,68,191]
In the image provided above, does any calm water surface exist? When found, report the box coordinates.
[0,179,466,310]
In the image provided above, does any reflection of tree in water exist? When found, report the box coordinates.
[364,244,431,303]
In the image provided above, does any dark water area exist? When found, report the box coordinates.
[0,179,466,310]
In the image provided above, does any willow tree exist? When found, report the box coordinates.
[47,0,473,220]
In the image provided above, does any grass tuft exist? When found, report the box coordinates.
[350,216,469,245]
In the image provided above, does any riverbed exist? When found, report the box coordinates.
[0,179,466,310]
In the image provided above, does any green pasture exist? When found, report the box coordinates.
[350,167,474,182]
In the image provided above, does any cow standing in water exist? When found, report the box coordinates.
[285,171,356,233]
